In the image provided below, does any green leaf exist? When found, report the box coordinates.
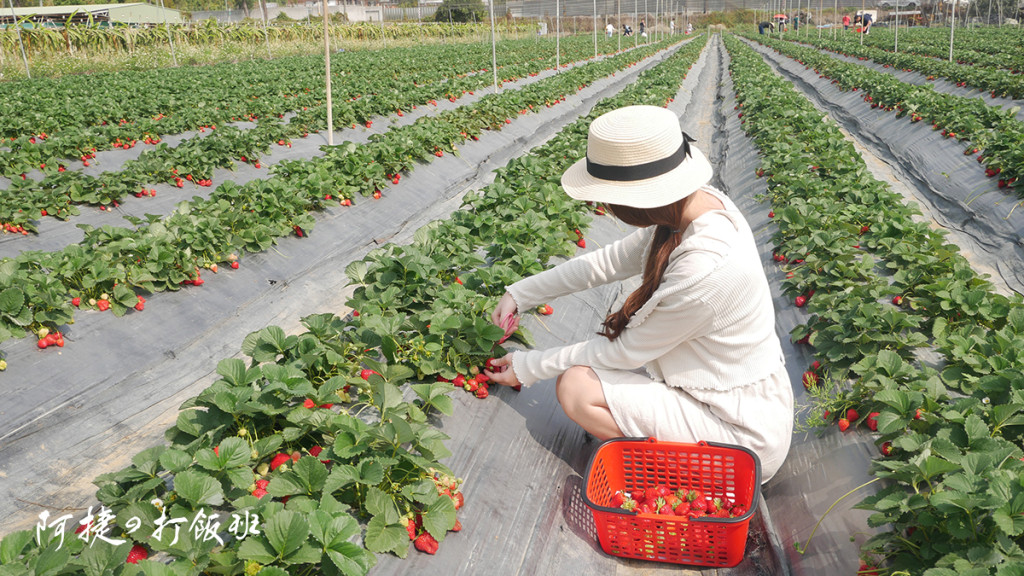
[363,515,406,555]
[364,487,400,524]
[158,449,193,474]
[359,460,384,485]
[0,287,24,315]
[292,456,329,494]
[236,537,277,564]
[422,493,456,539]
[173,470,225,507]
[264,510,309,559]
[0,530,33,564]
[965,414,990,444]
[327,542,378,576]
[135,559,178,576]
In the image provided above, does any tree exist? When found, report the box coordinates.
[433,0,487,23]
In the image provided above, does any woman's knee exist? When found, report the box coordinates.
[556,366,597,413]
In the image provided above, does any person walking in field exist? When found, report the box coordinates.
[606,22,615,38]
[842,13,851,30]
[485,106,795,482]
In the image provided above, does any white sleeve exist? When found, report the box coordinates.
[510,287,715,387]
[506,227,651,311]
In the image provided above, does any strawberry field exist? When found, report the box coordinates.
[2,20,1024,576]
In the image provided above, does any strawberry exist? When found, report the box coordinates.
[454,492,464,510]
[453,374,466,387]
[847,408,860,422]
[373,190,382,199]
[768,210,774,218]
[838,418,850,432]
[414,533,439,554]
[303,398,316,409]
[915,408,923,420]
[255,479,270,490]
[308,445,323,457]
[538,304,553,315]
[802,371,818,389]
[97,299,110,312]
[811,360,821,371]
[795,295,806,307]
[859,563,880,576]
[40,209,47,217]
[576,238,586,248]
[71,297,81,307]
[269,452,291,471]
[254,162,261,169]
[252,487,268,499]
[230,261,239,269]
[866,412,880,432]
[125,544,148,564]
[860,225,869,234]
[475,386,489,399]
[451,519,462,532]
[609,489,627,508]
[892,295,903,306]
[360,369,379,380]
[880,441,893,456]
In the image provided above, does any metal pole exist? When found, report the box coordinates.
[556,0,560,71]
[322,0,333,146]
[380,8,386,49]
[618,0,621,51]
[634,0,638,47]
[832,0,836,38]
[7,0,30,78]
[259,0,272,58]
[894,0,899,52]
[818,0,822,38]
[859,0,864,45]
[593,0,598,57]
[948,0,955,62]
[489,0,498,92]
[157,0,178,67]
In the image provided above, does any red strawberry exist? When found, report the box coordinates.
[475,386,489,399]
[308,445,323,457]
[255,479,270,490]
[451,519,462,532]
[860,225,869,234]
[414,533,439,554]
[802,371,818,388]
[269,452,291,471]
[254,162,261,169]
[125,544,148,564]
[577,238,586,248]
[880,441,893,456]
[360,369,379,380]
[768,210,774,218]
[859,563,880,576]
[847,408,860,422]
[866,412,880,432]
[97,299,110,311]
[252,487,268,498]
[838,418,850,432]
[538,304,553,315]
[892,295,903,306]
[915,408,923,420]
[795,295,806,307]
[303,398,316,409]
[811,360,821,371]
[454,492,464,510]
[230,261,239,269]
[609,490,627,508]
[71,297,81,307]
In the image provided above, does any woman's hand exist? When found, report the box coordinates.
[491,292,518,326]
[484,354,521,388]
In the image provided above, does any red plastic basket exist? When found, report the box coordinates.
[582,437,761,567]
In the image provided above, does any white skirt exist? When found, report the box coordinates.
[595,364,794,483]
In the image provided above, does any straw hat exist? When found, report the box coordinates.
[561,105,713,209]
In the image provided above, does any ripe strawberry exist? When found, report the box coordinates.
[538,304,553,315]
[71,297,81,307]
[451,519,462,532]
[859,563,880,576]
[373,190,382,199]
[475,386,489,399]
[577,238,586,248]
[97,299,111,312]
[254,162,261,169]
[414,533,439,554]
[269,452,291,471]
[880,441,893,456]
[768,210,774,218]
[252,487,268,499]
[360,369,379,380]
[892,295,903,306]
[795,295,806,307]
[126,544,148,564]
[609,490,627,508]
[454,492,464,510]
[915,408,923,420]
[40,209,47,217]
[838,418,850,432]
[308,445,323,457]
[453,374,466,387]
[811,360,821,371]
[866,412,880,432]
[303,398,316,409]
[230,261,239,269]
[860,225,869,234]
[847,408,860,422]
[802,371,818,388]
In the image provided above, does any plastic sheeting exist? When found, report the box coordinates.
[746,37,1024,297]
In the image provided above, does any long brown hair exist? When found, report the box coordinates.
[599,198,688,341]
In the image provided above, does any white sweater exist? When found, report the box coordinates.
[506,188,783,390]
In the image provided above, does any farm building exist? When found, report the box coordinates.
[0,3,182,26]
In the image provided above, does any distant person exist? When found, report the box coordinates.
[606,22,615,38]
[793,16,798,30]
[639,20,645,36]
[862,12,872,33]
[686,22,692,34]
[670,19,675,34]
[758,20,774,34]
[842,13,851,29]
